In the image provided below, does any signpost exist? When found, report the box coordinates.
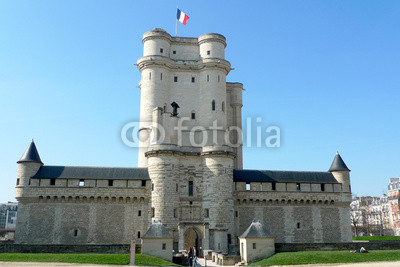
[130,240,136,266]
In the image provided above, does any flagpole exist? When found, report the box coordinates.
[175,5,178,36]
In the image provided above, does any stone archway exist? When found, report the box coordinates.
[184,227,202,251]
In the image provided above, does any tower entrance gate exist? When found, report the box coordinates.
[184,227,202,252]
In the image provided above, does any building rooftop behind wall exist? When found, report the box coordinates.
[233,169,339,183]
[32,166,150,180]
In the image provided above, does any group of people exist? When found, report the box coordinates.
[188,246,198,267]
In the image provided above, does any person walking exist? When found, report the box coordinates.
[188,247,193,267]
[192,246,197,267]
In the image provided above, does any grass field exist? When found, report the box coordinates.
[353,236,400,241]
[250,250,400,266]
[0,253,179,266]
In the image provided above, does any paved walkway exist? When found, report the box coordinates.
[1,261,400,267]
[196,258,400,267]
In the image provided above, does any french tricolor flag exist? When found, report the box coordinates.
[177,8,189,25]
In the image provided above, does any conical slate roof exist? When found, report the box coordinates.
[240,221,274,238]
[142,222,172,239]
[328,152,350,172]
[17,141,42,164]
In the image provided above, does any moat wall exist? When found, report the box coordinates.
[2,241,400,254]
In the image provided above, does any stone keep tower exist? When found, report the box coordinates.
[136,29,243,252]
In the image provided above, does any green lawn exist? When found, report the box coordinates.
[353,236,400,241]
[0,253,178,266]
[250,250,400,266]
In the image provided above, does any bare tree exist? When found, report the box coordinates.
[350,204,362,236]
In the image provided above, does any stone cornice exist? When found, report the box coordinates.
[145,149,236,158]
[137,56,231,74]
[201,150,236,158]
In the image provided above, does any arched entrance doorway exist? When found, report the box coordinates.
[184,227,202,251]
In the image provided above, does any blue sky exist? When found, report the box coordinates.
[1,0,399,202]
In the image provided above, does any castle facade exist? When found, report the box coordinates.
[15,29,352,253]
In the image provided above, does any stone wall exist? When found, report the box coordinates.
[15,199,150,244]
[0,244,130,253]
[235,199,352,243]
[3,241,400,254]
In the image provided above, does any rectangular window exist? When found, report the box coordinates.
[253,243,256,249]
[173,50,176,54]
[321,184,325,192]
[16,179,20,186]
[138,231,141,238]
[50,179,56,186]
[296,183,301,191]
[246,182,251,191]
[192,77,195,83]
[108,180,114,186]
[207,75,209,82]
[207,50,210,55]
[74,229,78,237]
[174,76,178,82]
[79,180,85,187]
[205,208,209,218]
[160,48,163,53]
[142,180,146,187]
[272,182,276,191]
[218,75,220,82]
[235,211,238,217]
[151,208,155,218]
[162,243,166,250]
[152,183,154,191]
[188,181,193,197]
[191,112,195,119]
[297,222,301,229]
[176,183,178,192]
[160,73,162,80]
[138,210,142,216]
[149,72,151,80]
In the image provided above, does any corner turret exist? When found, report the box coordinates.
[17,140,43,164]
[328,152,351,193]
[16,140,43,197]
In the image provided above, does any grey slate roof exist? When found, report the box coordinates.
[240,221,274,238]
[328,153,350,172]
[142,222,172,239]
[31,166,150,180]
[233,169,339,183]
[17,141,43,164]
